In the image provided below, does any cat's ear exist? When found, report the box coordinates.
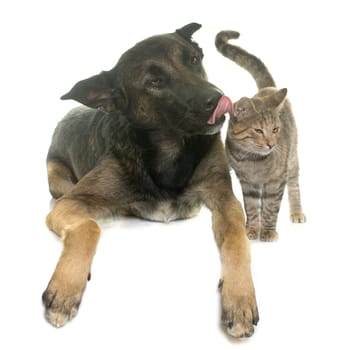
[61,70,128,113]
[233,97,256,120]
[267,88,288,108]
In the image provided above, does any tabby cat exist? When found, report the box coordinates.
[215,30,306,241]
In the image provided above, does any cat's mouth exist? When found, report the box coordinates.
[208,96,234,125]
[257,145,275,155]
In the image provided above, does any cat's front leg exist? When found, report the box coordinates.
[261,181,286,241]
[241,182,262,240]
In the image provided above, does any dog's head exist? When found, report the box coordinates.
[61,23,232,136]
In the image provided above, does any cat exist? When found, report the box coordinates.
[215,30,306,241]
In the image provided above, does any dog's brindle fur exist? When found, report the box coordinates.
[43,23,259,338]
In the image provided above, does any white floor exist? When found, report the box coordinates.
[1,1,350,349]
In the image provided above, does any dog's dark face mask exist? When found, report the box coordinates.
[61,23,233,136]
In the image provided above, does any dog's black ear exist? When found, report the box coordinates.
[61,71,127,113]
[176,23,202,40]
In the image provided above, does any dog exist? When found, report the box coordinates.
[43,23,259,338]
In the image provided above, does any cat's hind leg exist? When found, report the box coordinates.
[287,151,306,223]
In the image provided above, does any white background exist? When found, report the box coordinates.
[1,0,349,349]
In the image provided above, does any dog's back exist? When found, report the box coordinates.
[48,106,111,181]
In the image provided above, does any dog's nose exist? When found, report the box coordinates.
[205,91,223,112]
[206,98,215,111]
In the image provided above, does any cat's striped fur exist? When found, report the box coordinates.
[216,30,305,241]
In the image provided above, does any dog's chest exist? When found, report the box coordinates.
[150,151,196,191]
[143,135,212,192]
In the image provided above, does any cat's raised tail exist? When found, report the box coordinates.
[215,30,276,90]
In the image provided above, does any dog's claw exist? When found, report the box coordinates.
[218,279,224,290]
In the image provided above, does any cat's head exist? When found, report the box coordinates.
[228,88,287,155]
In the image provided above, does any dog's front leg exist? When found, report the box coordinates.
[42,198,101,327]
[210,194,259,337]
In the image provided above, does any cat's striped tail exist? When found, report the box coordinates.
[215,30,276,89]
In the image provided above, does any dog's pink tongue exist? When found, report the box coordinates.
[208,96,234,125]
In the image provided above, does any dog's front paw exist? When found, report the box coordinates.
[42,278,87,328]
[220,280,259,338]
[260,229,278,242]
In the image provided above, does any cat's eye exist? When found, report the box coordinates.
[273,127,280,133]
[254,128,264,134]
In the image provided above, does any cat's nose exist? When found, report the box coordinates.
[267,143,275,150]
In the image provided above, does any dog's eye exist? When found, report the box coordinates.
[146,78,162,88]
[150,79,161,86]
[191,55,201,65]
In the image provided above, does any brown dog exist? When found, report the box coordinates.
[43,23,258,338]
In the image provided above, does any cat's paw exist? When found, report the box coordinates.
[246,228,259,240]
[260,230,278,242]
[290,213,306,223]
